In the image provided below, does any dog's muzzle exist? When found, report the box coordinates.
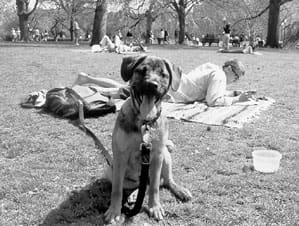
[130,82,164,123]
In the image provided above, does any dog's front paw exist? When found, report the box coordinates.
[149,204,165,220]
[168,183,192,202]
[176,187,192,202]
[104,205,123,224]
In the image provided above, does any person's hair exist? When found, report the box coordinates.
[223,59,245,78]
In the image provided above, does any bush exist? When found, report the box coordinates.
[0,31,12,41]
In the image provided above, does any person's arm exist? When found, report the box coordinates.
[213,96,238,106]
[225,90,242,97]
[89,86,121,99]
[213,92,253,106]
[206,72,249,106]
[205,72,230,106]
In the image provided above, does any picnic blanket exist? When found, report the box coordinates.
[115,97,275,128]
[21,89,275,128]
[162,97,275,128]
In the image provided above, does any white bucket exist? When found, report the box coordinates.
[252,150,282,173]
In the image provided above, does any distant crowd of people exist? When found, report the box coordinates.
[91,31,147,54]
[9,18,266,50]
[10,27,49,42]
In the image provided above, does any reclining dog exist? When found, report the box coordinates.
[104,55,192,223]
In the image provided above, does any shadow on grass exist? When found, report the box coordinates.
[41,178,143,226]
[41,178,112,226]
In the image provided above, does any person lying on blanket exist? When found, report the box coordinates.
[73,58,254,106]
[93,34,147,53]
[218,44,261,55]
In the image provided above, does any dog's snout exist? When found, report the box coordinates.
[147,81,158,89]
[139,80,160,95]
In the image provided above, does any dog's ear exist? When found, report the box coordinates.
[164,60,182,91]
[120,55,147,82]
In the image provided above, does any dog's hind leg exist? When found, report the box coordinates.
[161,148,192,202]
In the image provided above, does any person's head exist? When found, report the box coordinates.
[223,59,245,84]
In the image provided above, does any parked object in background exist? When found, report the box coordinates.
[201,34,219,47]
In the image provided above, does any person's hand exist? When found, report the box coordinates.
[238,91,256,102]
[233,90,242,96]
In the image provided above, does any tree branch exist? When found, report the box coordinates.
[129,18,142,29]
[27,0,39,16]
[170,1,179,11]
[58,0,68,13]
[231,4,270,27]
[186,0,202,9]
[280,0,293,6]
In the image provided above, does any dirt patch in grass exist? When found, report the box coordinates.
[0,42,298,225]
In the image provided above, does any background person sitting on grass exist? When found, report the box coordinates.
[218,43,261,55]
[73,58,254,107]
[93,34,146,53]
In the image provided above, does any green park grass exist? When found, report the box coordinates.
[0,42,298,225]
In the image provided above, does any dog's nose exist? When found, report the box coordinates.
[141,80,159,95]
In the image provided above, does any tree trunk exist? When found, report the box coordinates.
[266,0,281,48]
[145,12,153,44]
[178,9,185,44]
[70,20,74,41]
[18,14,29,42]
[16,0,39,42]
[90,0,108,46]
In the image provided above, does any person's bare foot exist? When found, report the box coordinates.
[72,72,89,86]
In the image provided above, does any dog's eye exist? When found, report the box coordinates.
[142,67,147,74]
[135,67,147,74]
[161,73,169,78]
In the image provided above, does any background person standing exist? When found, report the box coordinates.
[11,28,17,42]
[158,29,164,45]
[16,28,21,41]
[73,19,80,46]
[222,19,231,50]
[126,28,133,45]
[174,29,179,44]
[164,29,169,44]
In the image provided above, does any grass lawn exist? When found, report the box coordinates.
[0,42,298,226]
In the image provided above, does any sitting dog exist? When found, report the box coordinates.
[104,55,192,223]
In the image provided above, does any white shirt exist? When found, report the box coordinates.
[74,21,80,30]
[168,63,234,106]
[114,35,121,47]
